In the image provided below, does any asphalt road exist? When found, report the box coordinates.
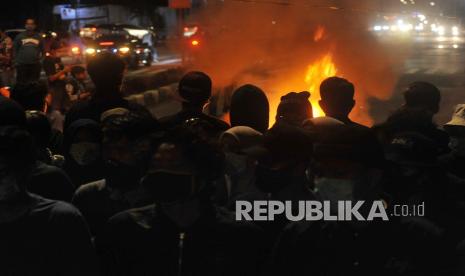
[370,33,465,126]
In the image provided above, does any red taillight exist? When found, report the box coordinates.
[99,41,114,46]
[91,27,97,32]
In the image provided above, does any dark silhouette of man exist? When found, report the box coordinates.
[319,76,360,126]
[64,52,149,130]
[160,71,229,134]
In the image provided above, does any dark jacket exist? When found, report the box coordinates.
[160,109,230,133]
[72,179,152,237]
[64,96,148,131]
[28,161,75,202]
[373,107,450,155]
[271,218,445,276]
[96,204,265,276]
[0,193,99,276]
[13,31,44,65]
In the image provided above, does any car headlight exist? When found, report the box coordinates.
[71,47,80,54]
[452,26,460,36]
[85,48,96,55]
[437,26,445,36]
[119,47,130,54]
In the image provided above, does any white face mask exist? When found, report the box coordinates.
[314,177,355,202]
[69,142,100,166]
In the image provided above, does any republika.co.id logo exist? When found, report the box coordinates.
[235,200,425,221]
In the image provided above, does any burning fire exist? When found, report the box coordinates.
[304,53,337,117]
[313,25,325,42]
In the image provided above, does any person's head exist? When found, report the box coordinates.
[178,71,212,110]
[71,66,87,81]
[403,81,441,114]
[25,110,51,150]
[0,96,27,127]
[444,104,465,156]
[276,91,312,126]
[65,119,102,167]
[143,125,224,204]
[0,29,5,38]
[10,81,48,111]
[87,52,125,96]
[230,84,269,133]
[0,126,36,201]
[102,110,156,187]
[319,77,355,121]
[25,18,37,32]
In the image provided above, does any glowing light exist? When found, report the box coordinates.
[453,44,459,49]
[437,26,445,36]
[119,47,130,54]
[85,48,96,55]
[183,26,199,37]
[452,26,459,36]
[99,41,114,46]
[314,26,325,42]
[304,53,337,117]
[191,40,200,46]
[71,47,80,54]
[373,26,382,31]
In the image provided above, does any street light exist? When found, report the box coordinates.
[430,2,435,6]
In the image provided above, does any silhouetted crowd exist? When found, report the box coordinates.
[2,51,465,276]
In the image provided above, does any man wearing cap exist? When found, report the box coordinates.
[440,104,465,179]
[160,71,229,134]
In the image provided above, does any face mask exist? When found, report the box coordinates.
[104,160,141,188]
[449,137,465,156]
[255,165,293,194]
[141,172,195,203]
[314,177,355,202]
[225,152,248,174]
[69,142,100,166]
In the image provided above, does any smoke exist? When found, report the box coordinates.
[186,0,404,126]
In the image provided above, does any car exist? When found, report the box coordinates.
[84,33,152,68]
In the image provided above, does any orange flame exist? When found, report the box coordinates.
[313,25,325,42]
[304,53,337,117]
